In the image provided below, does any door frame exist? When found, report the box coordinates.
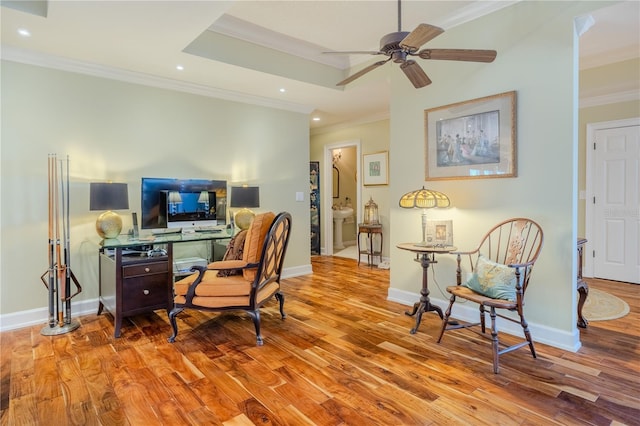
[323,140,361,256]
[584,117,640,278]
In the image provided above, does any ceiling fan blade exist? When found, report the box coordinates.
[418,48,497,62]
[336,59,389,86]
[400,23,444,51]
[323,51,384,55]
[400,60,431,88]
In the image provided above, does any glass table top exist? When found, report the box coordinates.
[100,230,233,248]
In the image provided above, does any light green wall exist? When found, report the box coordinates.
[386,1,614,350]
[0,60,311,317]
[310,119,390,256]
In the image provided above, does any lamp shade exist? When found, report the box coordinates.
[399,186,450,209]
[89,182,129,211]
[168,191,182,204]
[230,186,260,208]
[197,191,209,204]
[230,186,259,230]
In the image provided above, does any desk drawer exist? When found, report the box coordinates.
[122,275,168,312]
[123,261,168,278]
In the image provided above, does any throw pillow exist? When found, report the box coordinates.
[217,230,247,277]
[463,254,518,301]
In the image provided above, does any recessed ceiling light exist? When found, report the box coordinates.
[176,65,184,71]
[17,28,31,37]
[279,88,286,93]
[312,117,320,122]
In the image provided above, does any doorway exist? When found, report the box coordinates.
[323,140,361,256]
[585,118,640,283]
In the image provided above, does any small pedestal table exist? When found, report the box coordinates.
[397,243,456,334]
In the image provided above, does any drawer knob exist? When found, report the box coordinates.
[143,289,150,295]
[144,267,150,273]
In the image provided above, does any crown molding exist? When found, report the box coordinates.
[1,46,315,115]
[580,89,640,109]
[439,1,521,29]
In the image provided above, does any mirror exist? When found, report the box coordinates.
[332,166,339,198]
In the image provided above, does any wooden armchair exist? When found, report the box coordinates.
[168,211,292,345]
[437,218,544,373]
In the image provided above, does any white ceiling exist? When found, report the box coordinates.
[1,1,638,131]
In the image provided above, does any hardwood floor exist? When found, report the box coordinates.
[2,256,639,425]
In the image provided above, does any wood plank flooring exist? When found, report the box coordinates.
[1,256,639,425]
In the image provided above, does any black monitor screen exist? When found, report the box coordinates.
[141,177,227,229]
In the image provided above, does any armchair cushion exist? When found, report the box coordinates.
[242,212,275,282]
[463,254,517,301]
[174,273,250,299]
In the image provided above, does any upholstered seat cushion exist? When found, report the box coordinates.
[174,271,251,298]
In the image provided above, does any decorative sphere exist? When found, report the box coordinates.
[234,208,255,231]
[96,211,123,239]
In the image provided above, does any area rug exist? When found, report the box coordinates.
[583,288,630,321]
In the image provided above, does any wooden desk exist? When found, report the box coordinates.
[397,243,456,334]
[577,237,589,328]
[358,224,383,266]
[98,231,230,337]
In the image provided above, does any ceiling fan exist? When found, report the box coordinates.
[325,0,497,88]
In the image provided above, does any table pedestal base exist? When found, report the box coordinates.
[405,299,443,334]
[404,251,443,334]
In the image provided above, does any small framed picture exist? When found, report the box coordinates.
[426,220,453,247]
[363,151,389,186]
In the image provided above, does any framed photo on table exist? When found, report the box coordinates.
[425,91,516,181]
[426,220,453,247]
[363,151,388,186]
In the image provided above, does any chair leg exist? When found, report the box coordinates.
[167,306,184,343]
[437,295,456,343]
[489,307,500,374]
[480,305,487,334]
[275,292,286,319]
[247,310,264,346]
[519,313,537,359]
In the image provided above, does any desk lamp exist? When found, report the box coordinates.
[230,186,260,230]
[399,186,450,246]
[90,182,129,239]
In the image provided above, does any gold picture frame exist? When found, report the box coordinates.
[363,151,389,186]
[425,91,516,180]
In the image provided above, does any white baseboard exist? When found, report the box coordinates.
[281,264,313,279]
[387,287,581,353]
[0,265,314,333]
[0,298,100,333]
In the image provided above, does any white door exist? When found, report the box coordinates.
[592,124,639,284]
